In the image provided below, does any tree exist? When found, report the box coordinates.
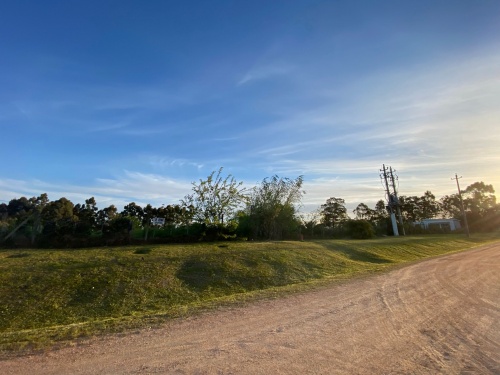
[244,175,304,240]
[7,197,34,218]
[96,205,117,231]
[28,193,49,244]
[370,199,391,235]
[440,181,499,232]
[462,182,498,232]
[182,168,247,228]
[321,197,348,229]
[372,199,389,223]
[121,202,144,223]
[400,191,440,222]
[41,197,77,238]
[462,182,497,216]
[73,197,99,235]
[353,203,375,221]
[2,195,47,244]
[419,191,441,219]
[41,197,75,223]
[0,203,7,221]
[299,209,322,237]
[440,194,462,219]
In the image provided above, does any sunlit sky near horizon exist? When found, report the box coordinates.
[1,0,499,215]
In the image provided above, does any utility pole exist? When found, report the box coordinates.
[389,166,406,236]
[380,164,400,236]
[452,173,470,238]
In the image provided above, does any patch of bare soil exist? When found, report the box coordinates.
[2,243,500,374]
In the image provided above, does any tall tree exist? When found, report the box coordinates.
[321,197,348,228]
[96,204,118,231]
[182,168,247,228]
[353,203,375,221]
[0,203,7,221]
[121,202,144,223]
[73,197,99,235]
[399,191,440,222]
[28,193,49,244]
[374,199,388,221]
[7,197,34,218]
[245,175,304,240]
[41,197,77,237]
[440,181,499,232]
[419,191,441,220]
[462,182,497,216]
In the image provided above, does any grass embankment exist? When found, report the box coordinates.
[1,234,498,353]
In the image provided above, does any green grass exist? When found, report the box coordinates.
[1,234,498,354]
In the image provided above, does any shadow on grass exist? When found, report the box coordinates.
[176,254,300,293]
[176,256,255,292]
[6,253,31,258]
[133,248,152,255]
[318,242,393,264]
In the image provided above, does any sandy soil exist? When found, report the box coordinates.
[2,242,500,374]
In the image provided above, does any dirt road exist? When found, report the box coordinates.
[2,242,500,374]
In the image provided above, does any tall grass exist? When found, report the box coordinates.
[1,234,498,353]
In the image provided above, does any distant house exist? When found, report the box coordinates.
[415,218,462,231]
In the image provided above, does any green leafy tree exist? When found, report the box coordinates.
[440,181,499,232]
[7,197,34,218]
[245,175,304,240]
[28,193,49,244]
[419,191,441,219]
[73,197,99,236]
[321,197,348,229]
[463,182,497,216]
[121,202,144,224]
[299,209,322,237]
[400,191,440,222]
[374,200,388,219]
[41,197,77,238]
[182,168,247,229]
[41,197,75,223]
[96,205,118,231]
[2,194,48,244]
[353,203,375,221]
[369,199,390,235]
[0,202,8,220]
[440,194,462,219]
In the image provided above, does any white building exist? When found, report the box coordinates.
[415,218,462,231]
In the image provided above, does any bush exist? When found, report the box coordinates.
[347,220,375,239]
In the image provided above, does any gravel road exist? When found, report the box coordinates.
[2,242,500,374]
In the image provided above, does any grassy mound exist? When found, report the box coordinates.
[0,235,498,352]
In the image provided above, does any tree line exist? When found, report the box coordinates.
[1,168,498,247]
[315,181,499,238]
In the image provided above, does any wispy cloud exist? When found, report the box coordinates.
[238,63,295,85]
[147,156,205,170]
[85,123,129,133]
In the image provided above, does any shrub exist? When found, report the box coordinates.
[347,220,375,239]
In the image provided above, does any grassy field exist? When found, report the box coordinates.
[1,234,498,353]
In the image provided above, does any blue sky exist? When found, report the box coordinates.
[1,0,499,214]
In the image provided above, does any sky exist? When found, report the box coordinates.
[1,0,499,216]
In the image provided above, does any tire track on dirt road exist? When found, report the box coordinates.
[2,242,500,374]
